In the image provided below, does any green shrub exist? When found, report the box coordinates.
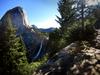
[65,24,96,44]
[47,29,66,57]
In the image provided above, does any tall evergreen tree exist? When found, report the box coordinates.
[0,14,30,75]
[56,0,76,32]
[57,0,95,31]
[56,0,96,39]
[47,0,76,57]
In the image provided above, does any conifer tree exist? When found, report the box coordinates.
[57,0,94,31]
[0,14,30,75]
[47,0,76,57]
[56,0,76,32]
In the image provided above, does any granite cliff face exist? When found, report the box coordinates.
[1,7,30,34]
[0,7,47,61]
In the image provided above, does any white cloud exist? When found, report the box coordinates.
[36,18,60,28]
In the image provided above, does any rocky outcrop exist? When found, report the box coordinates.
[1,7,31,34]
[94,29,100,48]
[34,42,100,75]
[67,47,100,75]
[0,7,47,61]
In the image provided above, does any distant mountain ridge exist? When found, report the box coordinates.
[39,28,55,32]
[31,25,56,33]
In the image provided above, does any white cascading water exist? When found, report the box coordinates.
[33,39,44,59]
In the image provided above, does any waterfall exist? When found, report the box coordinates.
[33,39,44,59]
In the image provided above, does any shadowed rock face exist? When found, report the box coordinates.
[0,7,47,61]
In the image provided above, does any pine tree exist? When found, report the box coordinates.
[56,0,76,32]
[47,0,76,57]
[56,0,96,40]
[57,0,95,31]
[0,14,30,75]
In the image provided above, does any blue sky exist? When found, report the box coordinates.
[0,0,60,28]
[0,0,99,28]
